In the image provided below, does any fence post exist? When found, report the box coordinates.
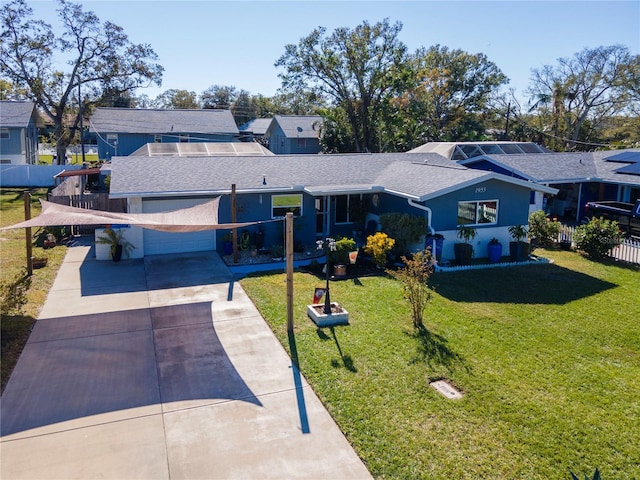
[24,191,33,276]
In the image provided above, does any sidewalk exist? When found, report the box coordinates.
[0,241,372,479]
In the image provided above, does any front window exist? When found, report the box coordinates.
[154,134,162,143]
[335,194,360,224]
[0,128,9,140]
[457,200,498,225]
[272,194,302,218]
[179,134,189,143]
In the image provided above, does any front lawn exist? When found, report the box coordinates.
[240,250,640,479]
[0,189,68,392]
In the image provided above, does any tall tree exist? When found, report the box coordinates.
[200,84,237,109]
[0,0,163,164]
[153,89,199,109]
[394,45,508,145]
[275,18,410,152]
[231,89,254,126]
[527,45,640,151]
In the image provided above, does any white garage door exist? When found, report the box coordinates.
[142,198,216,255]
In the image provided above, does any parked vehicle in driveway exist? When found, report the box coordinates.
[584,199,640,237]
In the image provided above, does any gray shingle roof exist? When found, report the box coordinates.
[462,150,640,186]
[238,118,272,135]
[0,101,37,127]
[89,108,239,135]
[269,115,323,139]
[109,152,553,200]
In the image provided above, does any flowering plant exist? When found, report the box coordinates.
[364,232,395,268]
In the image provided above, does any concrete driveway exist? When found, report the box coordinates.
[0,240,372,480]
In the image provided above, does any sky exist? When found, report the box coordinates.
[27,0,640,107]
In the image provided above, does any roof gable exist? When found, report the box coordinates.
[0,101,38,128]
[238,118,272,135]
[89,107,239,135]
[268,115,323,139]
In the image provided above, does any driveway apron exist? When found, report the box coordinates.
[0,240,372,480]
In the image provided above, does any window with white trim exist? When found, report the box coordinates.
[457,200,498,225]
[272,194,302,218]
[0,128,9,140]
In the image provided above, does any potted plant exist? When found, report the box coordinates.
[454,225,476,265]
[96,227,135,262]
[487,237,503,263]
[508,224,529,262]
[222,232,233,255]
[328,236,356,276]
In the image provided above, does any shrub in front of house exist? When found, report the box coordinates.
[380,213,427,257]
[386,249,434,329]
[528,210,561,248]
[365,232,395,268]
[574,217,622,260]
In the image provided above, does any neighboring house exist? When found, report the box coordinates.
[0,100,40,165]
[107,152,556,262]
[89,107,240,159]
[238,118,272,145]
[265,115,322,154]
[457,149,640,221]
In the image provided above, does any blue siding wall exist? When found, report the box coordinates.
[425,179,530,231]
[266,124,320,155]
[0,122,38,164]
[215,192,317,254]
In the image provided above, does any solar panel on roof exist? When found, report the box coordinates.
[604,151,640,163]
[616,162,640,176]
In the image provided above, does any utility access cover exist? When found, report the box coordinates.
[430,380,463,399]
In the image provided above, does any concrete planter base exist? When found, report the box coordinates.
[307,303,349,327]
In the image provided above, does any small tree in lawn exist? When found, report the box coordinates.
[387,249,434,329]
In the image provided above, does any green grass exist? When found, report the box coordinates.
[240,251,640,479]
[1,188,68,392]
[38,153,99,165]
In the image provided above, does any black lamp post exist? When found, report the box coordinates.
[317,237,336,314]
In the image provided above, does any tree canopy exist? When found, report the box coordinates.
[276,18,410,152]
[526,45,640,150]
[0,0,163,163]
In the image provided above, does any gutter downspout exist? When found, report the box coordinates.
[407,198,435,235]
[408,198,437,255]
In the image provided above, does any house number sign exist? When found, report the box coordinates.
[475,186,487,194]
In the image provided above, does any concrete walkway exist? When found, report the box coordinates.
[0,241,372,480]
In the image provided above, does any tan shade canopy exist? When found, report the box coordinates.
[0,197,255,232]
